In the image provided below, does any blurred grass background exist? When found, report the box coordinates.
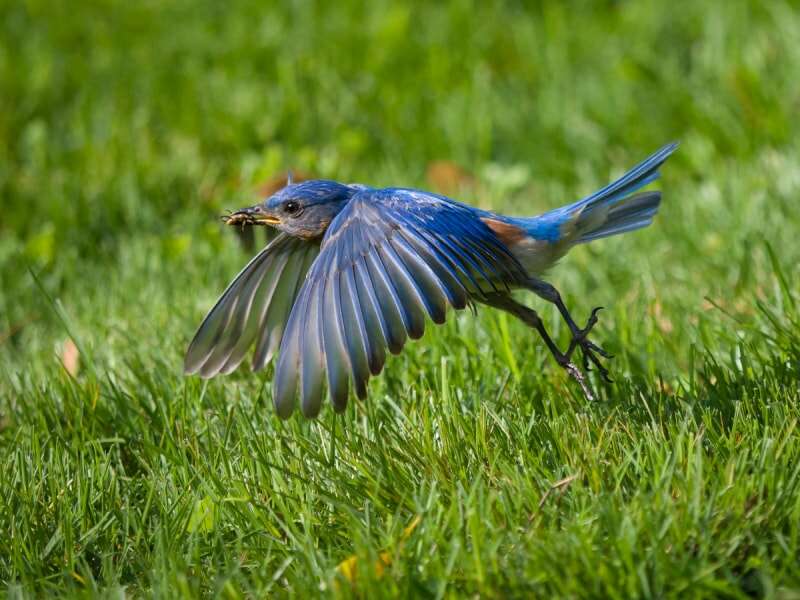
[1,0,799,597]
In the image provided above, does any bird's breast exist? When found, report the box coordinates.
[506,235,568,276]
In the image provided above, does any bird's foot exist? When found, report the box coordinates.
[566,307,613,383]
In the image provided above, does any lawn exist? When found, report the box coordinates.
[2,1,799,597]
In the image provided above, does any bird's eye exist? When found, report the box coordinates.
[284,201,301,216]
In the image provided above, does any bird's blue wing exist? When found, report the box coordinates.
[272,189,526,418]
[184,233,320,378]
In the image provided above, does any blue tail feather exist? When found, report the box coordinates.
[577,190,661,243]
[523,142,678,244]
[574,142,677,211]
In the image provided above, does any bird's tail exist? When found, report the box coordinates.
[534,143,678,245]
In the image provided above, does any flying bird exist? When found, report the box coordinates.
[185,143,677,418]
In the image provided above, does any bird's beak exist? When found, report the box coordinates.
[224,204,281,226]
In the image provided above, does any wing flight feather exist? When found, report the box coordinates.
[272,190,526,417]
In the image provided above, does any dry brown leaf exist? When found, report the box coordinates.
[61,338,80,376]
[426,161,474,195]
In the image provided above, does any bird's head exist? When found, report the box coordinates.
[226,180,358,239]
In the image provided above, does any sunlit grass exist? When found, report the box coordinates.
[2,0,800,596]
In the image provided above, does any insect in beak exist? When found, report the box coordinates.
[222,205,281,227]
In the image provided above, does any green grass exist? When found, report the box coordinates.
[2,0,800,597]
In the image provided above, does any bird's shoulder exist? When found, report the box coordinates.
[340,186,489,221]
[321,187,489,248]
[319,186,521,271]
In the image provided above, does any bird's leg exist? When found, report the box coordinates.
[483,293,595,400]
[525,278,613,382]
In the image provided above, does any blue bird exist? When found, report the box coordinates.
[185,143,678,418]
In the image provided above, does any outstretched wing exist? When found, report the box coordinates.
[184,233,319,378]
[272,189,526,418]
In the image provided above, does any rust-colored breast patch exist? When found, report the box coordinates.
[480,217,528,245]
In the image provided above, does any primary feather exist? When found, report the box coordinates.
[272,191,526,416]
[184,234,319,377]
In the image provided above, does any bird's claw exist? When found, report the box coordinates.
[581,344,613,383]
[562,306,614,393]
[584,306,603,331]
